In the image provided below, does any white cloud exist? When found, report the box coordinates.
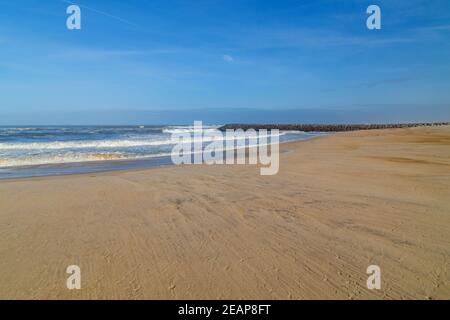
[223,54,234,62]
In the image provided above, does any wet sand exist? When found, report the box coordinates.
[0,125,449,299]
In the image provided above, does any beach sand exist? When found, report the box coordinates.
[0,125,449,299]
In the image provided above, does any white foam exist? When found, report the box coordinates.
[0,132,285,150]
[0,152,172,168]
[0,139,175,150]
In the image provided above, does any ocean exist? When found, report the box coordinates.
[0,125,324,179]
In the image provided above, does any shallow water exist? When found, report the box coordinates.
[0,125,325,179]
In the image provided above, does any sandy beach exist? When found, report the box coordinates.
[0,125,449,300]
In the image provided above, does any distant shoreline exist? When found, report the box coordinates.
[219,122,450,132]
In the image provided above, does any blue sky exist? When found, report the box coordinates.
[0,0,449,124]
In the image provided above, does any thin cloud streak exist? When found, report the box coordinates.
[60,0,138,28]
[416,24,450,31]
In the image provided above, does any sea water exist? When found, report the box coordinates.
[0,125,325,179]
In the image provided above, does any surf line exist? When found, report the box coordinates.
[169,121,280,175]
